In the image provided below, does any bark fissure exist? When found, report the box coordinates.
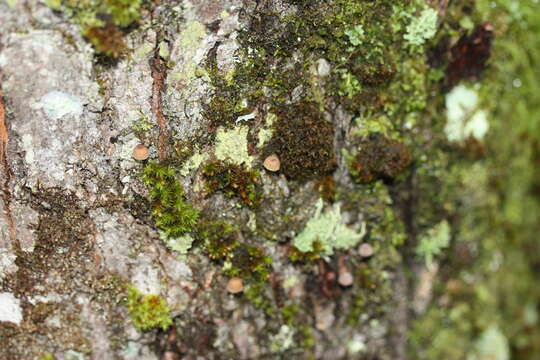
[0,83,19,252]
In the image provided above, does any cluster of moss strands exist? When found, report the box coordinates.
[126,286,173,332]
[142,162,200,238]
[46,0,144,57]
[201,160,262,207]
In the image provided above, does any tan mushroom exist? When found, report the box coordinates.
[226,277,244,294]
[133,144,149,161]
[358,243,374,258]
[263,154,280,172]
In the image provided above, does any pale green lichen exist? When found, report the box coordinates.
[180,152,209,176]
[345,24,365,46]
[293,199,366,257]
[214,126,253,167]
[404,8,438,46]
[171,21,207,85]
[48,0,143,29]
[162,233,194,255]
[467,326,509,360]
[444,85,489,142]
[354,115,394,137]
[257,112,276,148]
[416,220,451,268]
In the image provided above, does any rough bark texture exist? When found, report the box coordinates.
[1,1,540,360]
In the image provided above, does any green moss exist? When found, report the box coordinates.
[142,162,200,238]
[196,220,238,260]
[201,160,262,208]
[225,244,272,283]
[46,0,144,56]
[126,286,173,332]
[264,102,337,182]
[347,132,412,184]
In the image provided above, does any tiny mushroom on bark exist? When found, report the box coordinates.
[226,277,244,294]
[263,154,280,172]
[133,144,149,161]
[359,243,374,258]
[338,256,354,287]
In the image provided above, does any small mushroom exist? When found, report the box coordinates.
[263,154,280,172]
[132,144,149,161]
[358,243,374,258]
[338,271,354,287]
[337,256,354,287]
[226,277,244,294]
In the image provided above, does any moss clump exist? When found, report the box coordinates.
[264,102,337,182]
[225,245,272,283]
[196,220,238,260]
[348,132,411,184]
[201,160,262,208]
[47,0,143,57]
[83,24,127,58]
[126,286,173,332]
[142,162,200,238]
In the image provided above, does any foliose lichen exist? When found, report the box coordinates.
[292,199,366,258]
[404,7,438,46]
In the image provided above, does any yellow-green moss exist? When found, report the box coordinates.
[142,162,200,238]
[126,286,173,332]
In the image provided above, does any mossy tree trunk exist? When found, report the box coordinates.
[1,0,539,359]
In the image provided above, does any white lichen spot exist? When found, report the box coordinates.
[0,292,23,325]
[347,334,367,354]
[0,249,17,280]
[293,199,366,257]
[282,275,299,290]
[445,85,489,142]
[214,126,253,167]
[235,112,256,125]
[21,134,35,164]
[404,8,438,46]
[467,326,509,360]
[64,350,85,360]
[35,91,83,120]
[270,325,295,353]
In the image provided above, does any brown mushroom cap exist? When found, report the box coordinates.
[358,243,374,258]
[226,277,244,294]
[338,271,354,287]
[263,154,280,172]
[133,144,149,161]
